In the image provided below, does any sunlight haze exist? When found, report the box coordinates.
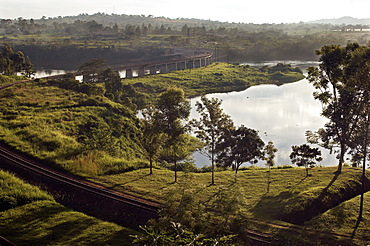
[1,0,370,23]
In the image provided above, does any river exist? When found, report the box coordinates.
[34,61,339,168]
[191,77,338,168]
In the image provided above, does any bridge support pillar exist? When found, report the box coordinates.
[195,59,201,68]
[186,61,192,69]
[179,61,186,70]
[138,67,145,77]
[126,69,133,78]
[149,66,156,75]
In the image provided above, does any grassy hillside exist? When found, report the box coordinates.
[89,166,370,244]
[0,78,145,176]
[0,169,135,246]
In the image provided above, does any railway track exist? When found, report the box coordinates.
[0,143,160,228]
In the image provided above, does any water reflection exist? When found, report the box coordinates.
[34,69,68,78]
[191,79,338,167]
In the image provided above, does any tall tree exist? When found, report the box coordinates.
[217,125,265,174]
[156,87,191,182]
[307,43,364,174]
[264,141,278,193]
[141,105,167,175]
[342,44,370,221]
[191,96,234,185]
[0,44,34,77]
[289,144,322,177]
[100,67,122,102]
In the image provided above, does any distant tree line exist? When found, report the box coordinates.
[2,13,364,68]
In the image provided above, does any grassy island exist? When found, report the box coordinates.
[121,62,305,106]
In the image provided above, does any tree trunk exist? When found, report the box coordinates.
[211,152,215,185]
[358,148,366,220]
[211,161,215,185]
[267,166,271,193]
[174,160,177,183]
[149,156,153,175]
[359,116,369,220]
[306,166,309,177]
[336,143,346,174]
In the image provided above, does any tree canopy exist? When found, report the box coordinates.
[156,87,191,182]
[290,144,322,177]
[191,96,234,184]
[0,44,34,77]
[307,43,370,173]
[217,125,265,174]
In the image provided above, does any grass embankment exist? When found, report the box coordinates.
[90,166,370,243]
[0,78,146,176]
[122,62,305,105]
[0,75,27,86]
[0,169,135,246]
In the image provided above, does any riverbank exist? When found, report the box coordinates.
[121,62,305,107]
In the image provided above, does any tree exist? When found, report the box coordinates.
[156,88,191,182]
[217,125,265,174]
[191,96,234,185]
[350,112,370,221]
[307,43,364,174]
[22,56,34,78]
[264,141,278,192]
[100,67,122,102]
[77,58,107,83]
[0,44,34,77]
[141,105,167,175]
[289,144,322,177]
[341,44,370,221]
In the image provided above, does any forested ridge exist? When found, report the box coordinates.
[2,13,370,69]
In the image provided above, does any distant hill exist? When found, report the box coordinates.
[308,16,370,25]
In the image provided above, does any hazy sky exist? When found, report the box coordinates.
[1,0,370,23]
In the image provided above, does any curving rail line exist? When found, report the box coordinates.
[0,143,160,228]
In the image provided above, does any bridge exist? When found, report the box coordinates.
[0,51,216,86]
[113,51,213,79]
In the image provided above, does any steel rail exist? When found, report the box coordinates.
[0,145,160,213]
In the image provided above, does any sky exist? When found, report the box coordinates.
[1,0,370,24]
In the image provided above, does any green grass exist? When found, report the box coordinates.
[0,169,136,246]
[0,169,54,211]
[0,75,28,86]
[0,201,135,246]
[122,62,304,104]
[89,166,370,242]
[0,80,145,176]
[306,195,370,241]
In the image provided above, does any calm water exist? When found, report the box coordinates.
[191,78,338,168]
